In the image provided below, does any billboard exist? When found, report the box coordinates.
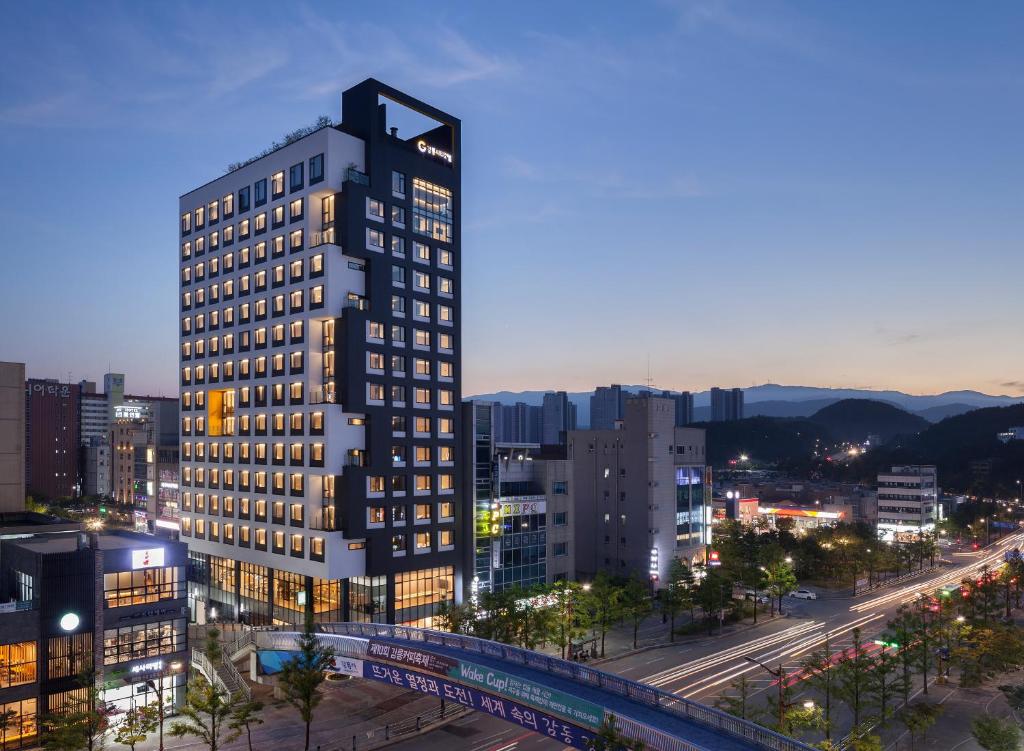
[367,640,604,729]
[364,662,596,749]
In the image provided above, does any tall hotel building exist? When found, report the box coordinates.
[178,80,462,627]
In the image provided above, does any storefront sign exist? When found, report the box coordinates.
[499,499,545,516]
[115,405,145,420]
[131,547,165,569]
[131,660,164,674]
[326,656,363,676]
[363,663,595,749]
[416,139,453,164]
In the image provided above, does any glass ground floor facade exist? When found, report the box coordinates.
[187,552,454,627]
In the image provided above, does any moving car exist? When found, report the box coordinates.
[788,589,818,600]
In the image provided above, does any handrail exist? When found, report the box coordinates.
[274,624,819,751]
[221,654,251,701]
[190,648,231,697]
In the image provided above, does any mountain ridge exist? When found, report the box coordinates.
[468,384,1023,428]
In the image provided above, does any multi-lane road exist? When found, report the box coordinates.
[391,531,1024,751]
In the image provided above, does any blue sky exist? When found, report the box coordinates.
[2,1,1022,397]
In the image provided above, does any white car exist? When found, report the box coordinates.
[788,589,818,600]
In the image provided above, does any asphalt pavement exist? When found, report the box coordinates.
[390,530,1024,751]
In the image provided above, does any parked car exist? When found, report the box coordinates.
[743,590,770,604]
[788,589,818,600]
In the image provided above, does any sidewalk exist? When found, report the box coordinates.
[130,669,461,751]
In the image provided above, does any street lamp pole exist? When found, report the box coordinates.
[745,656,787,731]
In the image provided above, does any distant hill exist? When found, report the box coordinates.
[695,418,832,466]
[808,399,929,444]
[913,403,979,423]
[745,398,840,418]
[468,384,1022,428]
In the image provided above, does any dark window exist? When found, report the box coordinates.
[309,154,324,185]
[238,186,251,213]
[289,163,304,193]
[254,179,267,207]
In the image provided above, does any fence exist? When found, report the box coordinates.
[310,623,817,751]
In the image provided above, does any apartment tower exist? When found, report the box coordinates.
[178,80,462,626]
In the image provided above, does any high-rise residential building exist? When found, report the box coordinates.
[0,362,26,513]
[493,401,542,443]
[569,396,708,586]
[876,465,937,542]
[710,387,744,422]
[463,402,574,600]
[541,391,576,445]
[178,79,461,627]
[590,385,625,430]
[24,379,80,501]
[662,390,694,426]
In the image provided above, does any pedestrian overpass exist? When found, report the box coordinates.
[252,623,814,751]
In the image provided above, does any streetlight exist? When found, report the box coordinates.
[744,656,798,730]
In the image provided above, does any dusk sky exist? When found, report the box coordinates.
[2,1,1022,398]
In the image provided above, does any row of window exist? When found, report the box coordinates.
[367,383,456,408]
[369,501,455,525]
[103,567,185,608]
[181,465,455,496]
[183,440,327,466]
[365,322,456,353]
[103,619,187,665]
[180,351,309,387]
[182,281,324,313]
[180,413,457,442]
[182,252,324,287]
[183,517,324,558]
[181,154,324,235]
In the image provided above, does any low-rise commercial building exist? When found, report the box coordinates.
[0,515,188,748]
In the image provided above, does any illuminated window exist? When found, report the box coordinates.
[0,642,36,687]
[272,171,284,198]
[412,178,453,243]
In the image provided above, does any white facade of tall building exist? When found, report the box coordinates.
[876,465,937,541]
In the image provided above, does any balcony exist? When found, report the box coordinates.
[309,387,337,405]
[310,227,338,248]
[343,294,369,312]
[344,168,369,187]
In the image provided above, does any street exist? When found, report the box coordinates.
[391,530,1024,751]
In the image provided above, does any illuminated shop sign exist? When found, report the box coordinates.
[498,497,545,516]
[758,507,842,520]
[131,548,165,569]
[131,660,164,674]
[115,405,145,420]
[416,139,453,164]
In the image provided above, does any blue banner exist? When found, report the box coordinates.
[363,662,597,749]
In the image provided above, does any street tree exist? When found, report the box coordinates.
[41,662,110,751]
[764,559,797,617]
[584,573,623,656]
[764,664,822,737]
[663,560,693,642]
[867,648,905,729]
[883,605,917,706]
[801,634,837,740]
[113,705,157,751]
[696,566,732,634]
[715,674,755,721]
[898,702,942,751]
[620,577,653,650]
[835,628,871,728]
[551,582,589,659]
[169,628,239,751]
[586,714,644,751]
[972,715,1020,751]
[279,613,336,751]
[227,699,265,751]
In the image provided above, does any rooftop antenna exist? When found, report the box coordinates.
[646,355,655,390]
